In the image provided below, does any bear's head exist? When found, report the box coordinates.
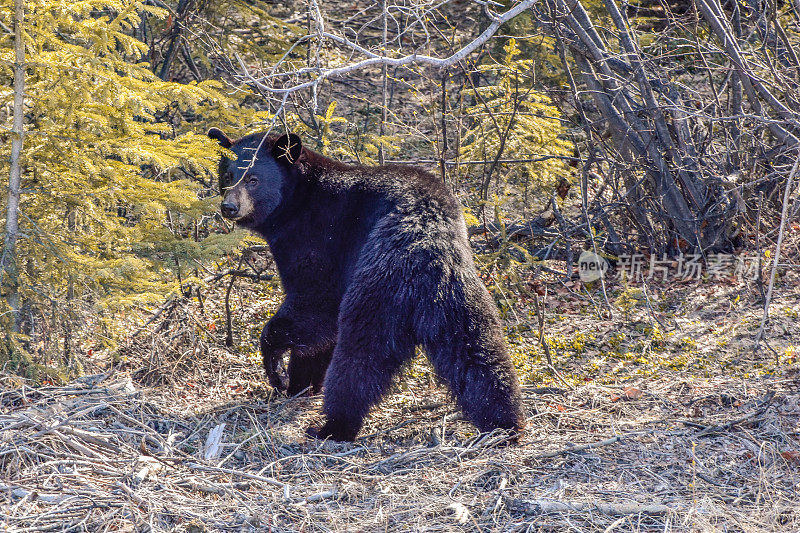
[208,128,303,228]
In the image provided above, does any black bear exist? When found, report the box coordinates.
[209,128,525,441]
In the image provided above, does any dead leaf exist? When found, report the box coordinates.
[530,280,546,296]
[556,178,571,199]
[781,451,800,465]
[623,387,643,400]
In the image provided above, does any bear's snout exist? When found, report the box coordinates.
[220,201,239,219]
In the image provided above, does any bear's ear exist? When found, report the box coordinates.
[273,133,302,165]
[208,127,233,148]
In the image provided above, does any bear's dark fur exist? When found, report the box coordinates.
[210,128,525,441]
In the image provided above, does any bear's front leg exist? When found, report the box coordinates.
[260,305,337,396]
[259,320,291,393]
[286,345,334,396]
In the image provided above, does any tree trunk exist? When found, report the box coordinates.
[3,0,25,333]
[158,0,192,81]
[378,0,388,166]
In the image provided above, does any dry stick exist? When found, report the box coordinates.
[158,0,191,80]
[480,83,531,200]
[535,434,623,460]
[224,252,246,347]
[532,290,552,367]
[378,0,388,166]
[0,485,64,504]
[33,424,118,453]
[548,367,574,392]
[246,0,538,94]
[184,462,285,489]
[439,68,448,184]
[695,0,798,146]
[504,495,672,516]
[604,0,703,210]
[754,153,800,354]
[114,480,148,510]
[1,0,25,331]
[130,297,177,339]
[552,13,613,316]
[556,2,701,240]
[386,155,578,166]
[203,268,273,283]
[755,191,766,302]
[692,390,774,438]
[305,488,338,503]
[454,59,509,201]
[180,43,202,81]
[550,189,572,280]
[101,404,168,450]
[525,283,572,384]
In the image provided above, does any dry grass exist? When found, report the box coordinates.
[2,274,800,532]
[2,367,799,530]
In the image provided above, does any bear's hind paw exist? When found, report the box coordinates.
[306,421,358,442]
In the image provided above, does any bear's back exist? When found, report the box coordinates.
[309,159,474,290]
[306,153,461,223]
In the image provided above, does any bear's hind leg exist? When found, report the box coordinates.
[309,345,333,393]
[421,289,525,435]
[427,338,524,435]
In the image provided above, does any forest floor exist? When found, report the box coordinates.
[2,263,800,532]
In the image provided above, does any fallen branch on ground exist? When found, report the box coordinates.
[504,496,673,516]
[534,435,624,459]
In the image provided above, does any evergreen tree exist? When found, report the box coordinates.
[0,0,271,371]
[460,38,573,205]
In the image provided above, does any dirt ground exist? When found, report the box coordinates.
[2,272,800,532]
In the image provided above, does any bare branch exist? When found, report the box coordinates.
[238,0,537,94]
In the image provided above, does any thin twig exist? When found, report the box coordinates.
[754,153,800,352]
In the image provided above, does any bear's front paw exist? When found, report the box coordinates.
[266,368,289,394]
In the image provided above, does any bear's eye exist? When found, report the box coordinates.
[247,176,259,185]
